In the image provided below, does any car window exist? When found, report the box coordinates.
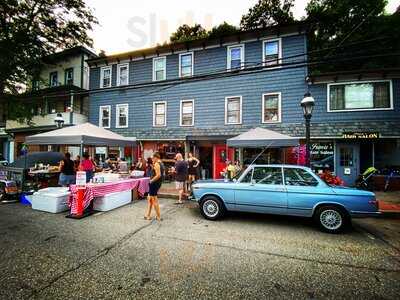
[252,167,282,185]
[284,168,319,186]
[240,168,253,183]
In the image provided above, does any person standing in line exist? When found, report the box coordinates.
[145,157,153,177]
[74,155,80,170]
[79,152,95,183]
[58,152,76,186]
[174,153,188,204]
[144,152,163,221]
[187,152,200,192]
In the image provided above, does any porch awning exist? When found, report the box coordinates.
[25,123,136,147]
[227,127,299,148]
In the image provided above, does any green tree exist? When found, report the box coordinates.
[0,0,97,120]
[240,0,295,30]
[170,24,208,43]
[208,22,240,39]
[305,0,399,72]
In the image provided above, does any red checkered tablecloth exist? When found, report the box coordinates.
[68,177,149,215]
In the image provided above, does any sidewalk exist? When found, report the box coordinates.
[375,191,400,213]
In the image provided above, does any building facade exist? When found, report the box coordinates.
[5,46,97,161]
[87,23,400,184]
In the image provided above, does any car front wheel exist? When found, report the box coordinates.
[200,196,225,220]
[314,205,349,233]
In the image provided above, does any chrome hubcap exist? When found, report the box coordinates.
[320,209,342,230]
[203,200,219,218]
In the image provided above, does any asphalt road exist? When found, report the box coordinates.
[0,199,399,300]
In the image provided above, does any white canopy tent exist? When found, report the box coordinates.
[25,123,136,154]
[227,127,299,148]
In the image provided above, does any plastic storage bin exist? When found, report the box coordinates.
[93,190,131,211]
[31,187,70,213]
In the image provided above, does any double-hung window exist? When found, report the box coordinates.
[100,66,112,88]
[65,68,74,85]
[328,80,393,111]
[153,57,166,81]
[225,96,242,125]
[116,104,129,128]
[99,105,111,128]
[262,93,281,123]
[49,72,58,87]
[180,100,194,126]
[179,52,193,77]
[117,63,129,86]
[263,38,281,66]
[153,101,167,127]
[227,44,244,70]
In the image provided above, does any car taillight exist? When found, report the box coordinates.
[369,199,379,210]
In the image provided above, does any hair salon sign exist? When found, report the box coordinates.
[342,132,380,139]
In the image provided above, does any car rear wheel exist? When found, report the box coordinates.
[314,205,349,234]
[200,196,225,220]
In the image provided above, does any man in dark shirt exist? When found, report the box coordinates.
[174,153,188,204]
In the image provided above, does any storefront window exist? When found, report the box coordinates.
[310,141,334,172]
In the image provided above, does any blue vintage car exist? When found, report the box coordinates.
[191,165,380,233]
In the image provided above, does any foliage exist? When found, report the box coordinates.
[170,24,208,43]
[305,0,399,72]
[0,0,97,121]
[240,0,295,30]
[208,22,240,39]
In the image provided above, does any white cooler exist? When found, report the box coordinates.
[31,187,70,213]
[93,190,132,212]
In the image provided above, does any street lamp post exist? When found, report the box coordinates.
[300,92,315,167]
[54,113,64,128]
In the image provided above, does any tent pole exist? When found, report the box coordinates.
[79,141,83,157]
[249,142,273,166]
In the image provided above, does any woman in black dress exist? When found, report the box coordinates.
[187,152,200,192]
[144,152,163,221]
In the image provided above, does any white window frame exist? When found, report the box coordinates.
[152,57,166,81]
[116,103,129,128]
[100,66,112,88]
[116,63,129,86]
[225,96,242,125]
[153,101,167,127]
[327,79,394,112]
[180,99,194,127]
[227,44,245,70]
[179,52,194,78]
[99,105,111,128]
[262,38,282,67]
[262,92,282,123]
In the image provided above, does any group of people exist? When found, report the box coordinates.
[58,152,96,186]
[58,152,130,186]
[172,152,200,204]
[143,151,200,221]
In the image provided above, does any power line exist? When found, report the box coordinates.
[13,50,400,103]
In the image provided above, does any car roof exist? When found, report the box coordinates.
[247,164,310,169]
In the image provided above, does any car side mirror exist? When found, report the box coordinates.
[251,179,256,185]
[232,178,237,183]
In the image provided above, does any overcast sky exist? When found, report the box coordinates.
[85,0,399,55]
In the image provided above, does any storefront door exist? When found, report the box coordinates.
[336,143,359,186]
[213,145,234,179]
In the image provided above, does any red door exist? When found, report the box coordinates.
[213,145,234,179]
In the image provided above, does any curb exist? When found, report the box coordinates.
[378,211,400,219]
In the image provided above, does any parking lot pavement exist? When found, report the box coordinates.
[0,199,399,299]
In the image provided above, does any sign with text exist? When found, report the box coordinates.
[342,132,380,139]
[76,171,87,186]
